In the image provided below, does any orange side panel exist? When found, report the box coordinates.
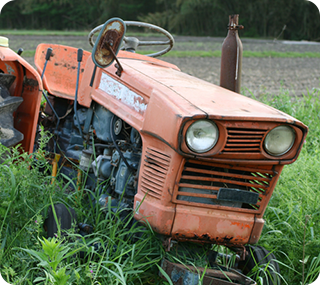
[35,44,91,100]
[15,67,42,153]
[134,195,176,235]
[0,47,42,153]
[134,136,183,235]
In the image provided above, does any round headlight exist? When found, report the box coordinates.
[186,120,219,153]
[264,125,295,156]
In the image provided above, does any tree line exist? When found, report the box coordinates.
[1,0,320,40]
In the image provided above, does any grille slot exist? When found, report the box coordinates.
[141,147,171,199]
[174,159,276,211]
[222,128,267,153]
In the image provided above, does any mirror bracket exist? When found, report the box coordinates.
[105,41,123,77]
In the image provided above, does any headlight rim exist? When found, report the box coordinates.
[263,125,296,157]
[185,119,219,154]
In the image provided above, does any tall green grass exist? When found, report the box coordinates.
[0,133,67,283]
[0,133,165,284]
[254,89,320,284]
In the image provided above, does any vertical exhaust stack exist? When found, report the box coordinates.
[220,14,244,93]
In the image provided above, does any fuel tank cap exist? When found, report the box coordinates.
[0,37,9,47]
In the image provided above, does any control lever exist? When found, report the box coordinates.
[74,48,83,138]
[39,47,60,152]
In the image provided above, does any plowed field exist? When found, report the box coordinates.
[8,34,320,97]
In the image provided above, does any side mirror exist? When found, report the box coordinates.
[92,18,126,69]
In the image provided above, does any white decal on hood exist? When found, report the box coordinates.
[99,72,147,114]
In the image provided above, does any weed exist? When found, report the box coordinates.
[20,237,81,285]
[0,130,67,283]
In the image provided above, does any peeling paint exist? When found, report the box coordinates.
[4,63,14,74]
[99,72,148,114]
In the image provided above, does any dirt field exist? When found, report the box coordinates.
[7,34,320,97]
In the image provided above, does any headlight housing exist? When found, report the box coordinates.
[186,120,219,153]
[264,125,295,156]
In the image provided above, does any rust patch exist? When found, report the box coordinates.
[223,235,234,242]
[54,62,77,70]
[173,232,243,246]
[231,221,251,229]
[23,76,38,87]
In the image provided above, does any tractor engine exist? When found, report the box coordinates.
[42,97,142,212]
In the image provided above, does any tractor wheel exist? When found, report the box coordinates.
[45,203,77,238]
[239,245,281,285]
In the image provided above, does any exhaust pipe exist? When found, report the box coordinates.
[220,14,244,93]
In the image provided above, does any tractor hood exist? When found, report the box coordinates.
[77,52,307,159]
[118,54,298,124]
[113,54,307,160]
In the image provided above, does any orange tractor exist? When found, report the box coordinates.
[0,16,307,284]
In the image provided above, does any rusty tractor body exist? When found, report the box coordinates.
[0,16,307,284]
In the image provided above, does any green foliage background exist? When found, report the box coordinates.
[1,0,320,40]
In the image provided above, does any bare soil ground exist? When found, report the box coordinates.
[8,34,320,97]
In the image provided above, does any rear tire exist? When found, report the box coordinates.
[45,203,77,238]
[239,245,281,285]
